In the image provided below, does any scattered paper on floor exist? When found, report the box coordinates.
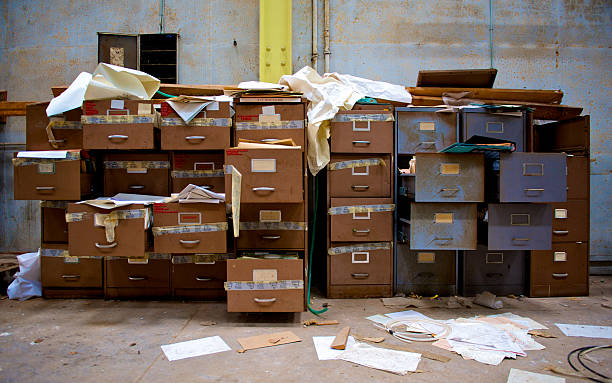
[507,368,565,383]
[384,310,431,320]
[555,323,612,339]
[161,336,231,361]
[337,342,421,375]
[489,313,548,330]
[312,336,356,360]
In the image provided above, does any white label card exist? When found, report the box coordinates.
[555,209,568,219]
[110,100,125,110]
[253,269,277,282]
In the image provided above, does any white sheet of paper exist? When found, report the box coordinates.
[366,314,392,326]
[110,99,124,109]
[17,151,69,159]
[166,100,213,123]
[489,313,548,330]
[384,310,430,320]
[338,342,421,375]
[507,368,565,383]
[161,336,231,361]
[312,336,356,360]
[46,72,92,117]
[555,323,612,339]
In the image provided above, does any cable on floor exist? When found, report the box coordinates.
[567,345,612,383]
[374,318,452,342]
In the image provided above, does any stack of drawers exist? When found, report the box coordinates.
[326,104,395,298]
[224,99,307,312]
[530,116,590,296]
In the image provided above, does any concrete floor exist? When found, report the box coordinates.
[0,278,611,383]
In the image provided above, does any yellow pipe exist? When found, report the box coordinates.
[259,0,292,83]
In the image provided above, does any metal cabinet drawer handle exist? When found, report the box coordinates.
[351,273,369,279]
[512,238,530,243]
[128,185,145,190]
[417,272,434,278]
[252,187,275,192]
[261,235,281,240]
[524,188,544,192]
[61,275,80,279]
[434,237,453,242]
[36,186,56,191]
[128,276,146,281]
[440,188,459,193]
[552,273,568,278]
[486,272,504,278]
[185,135,206,141]
[95,242,117,249]
[201,185,213,189]
[261,138,279,142]
[417,141,436,147]
[254,298,276,304]
[108,135,128,140]
[48,139,66,144]
[553,230,569,235]
[352,228,371,234]
[195,277,212,281]
[351,185,370,190]
[352,140,371,145]
[180,239,201,245]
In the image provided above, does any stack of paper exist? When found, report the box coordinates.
[167,184,225,204]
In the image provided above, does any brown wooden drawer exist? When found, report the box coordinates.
[410,203,477,250]
[396,246,455,295]
[226,259,303,312]
[161,125,230,150]
[551,200,589,243]
[328,154,391,197]
[566,156,589,200]
[105,258,170,288]
[171,152,225,194]
[329,245,392,285]
[104,153,169,197]
[330,198,392,242]
[531,242,588,296]
[41,256,103,288]
[41,205,68,243]
[225,148,303,203]
[415,153,484,202]
[237,203,305,250]
[172,257,226,289]
[330,111,394,153]
[234,103,306,149]
[26,102,83,150]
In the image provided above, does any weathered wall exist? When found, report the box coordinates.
[1,0,610,256]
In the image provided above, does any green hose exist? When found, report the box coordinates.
[307,176,328,315]
[156,90,176,98]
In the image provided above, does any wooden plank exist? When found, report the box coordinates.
[408,87,563,104]
[416,69,497,88]
[0,101,34,117]
[330,326,351,350]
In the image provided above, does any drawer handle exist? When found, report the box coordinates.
[524,188,544,192]
[352,140,371,145]
[352,228,371,234]
[128,276,146,281]
[36,186,56,191]
[254,298,276,304]
[180,239,201,245]
[252,187,275,193]
[261,235,281,240]
[417,141,436,147]
[351,185,370,191]
[512,238,530,243]
[195,277,212,281]
[48,139,66,144]
[553,230,569,235]
[351,273,369,279]
[486,272,504,278]
[434,237,453,242]
[261,138,280,142]
[185,135,206,141]
[128,185,145,190]
[417,272,434,279]
[440,188,459,194]
[108,134,128,140]
[61,275,80,280]
[552,273,568,278]
[201,185,213,189]
[95,242,117,249]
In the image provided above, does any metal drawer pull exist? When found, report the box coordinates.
[261,235,281,240]
[553,230,569,235]
[552,273,569,278]
[252,187,275,192]
[254,298,276,304]
[434,237,453,241]
[108,135,128,140]
[261,138,280,142]
[185,135,206,141]
[36,186,56,191]
[95,242,117,248]
[352,140,371,145]
[128,276,146,281]
[180,239,201,245]
[440,188,459,194]
[417,141,435,146]
[351,273,369,279]
[128,185,145,190]
[417,272,434,278]
[48,139,66,144]
[61,275,80,279]
[486,272,504,278]
[524,188,544,192]
[195,277,212,281]
[352,228,371,234]
[512,238,530,241]
[351,185,370,190]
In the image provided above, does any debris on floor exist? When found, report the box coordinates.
[330,326,351,350]
[352,334,384,343]
[555,323,612,339]
[337,342,421,375]
[199,321,217,326]
[473,291,503,309]
[160,336,231,361]
[302,319,339,326]
[236,331,301,352]
[506,368,565,383]
[312,336,357,360]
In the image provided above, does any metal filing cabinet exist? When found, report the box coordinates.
[531,242,589,297]
[414,153,484,202]
[396,247,456,296]
[410,202,477,250]
[463,245,526,296]
[462,108,527,152]
[488,203,552,250]
[396,107,458,154]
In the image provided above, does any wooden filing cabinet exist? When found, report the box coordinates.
[171,255,228,300]
[329,198,393,242]
[237,203,306,250]
[531,242,589,297]
[26,102,83,150]
[233,103,306,148]
[105,255,171,299]
[330,110,394,153]
[171,152,225,194]
[103,152,170,197]
[41,249,103,298]
[328,154,392,197]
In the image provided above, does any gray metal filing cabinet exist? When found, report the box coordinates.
[487,203,552,250]
[463,244,526,296]
[410,202,477,250]
[414,153,484,202]
[396,107,458,154]
[462,108,528,152]
[396,247,456,295]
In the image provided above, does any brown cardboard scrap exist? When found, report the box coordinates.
[331,327,351,350]
[528,329,557,338]
[237,331,301,352]
[352,334,385,343]
[302,319,339,326]
[382,343,451,363]
[544,366,590,380]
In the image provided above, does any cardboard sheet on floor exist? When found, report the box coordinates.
[555,323,612,339]
[237,331,301,351]
[506,368,565,383]
[337,342,421,375]
[161,336,231,361]
[312,336,357,360]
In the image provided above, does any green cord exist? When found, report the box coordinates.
[307,176,328,315]
[156,90,176,98]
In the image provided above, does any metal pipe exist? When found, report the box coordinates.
[312,0,318,71]
[324,0,330,73]
[489,0,494,68]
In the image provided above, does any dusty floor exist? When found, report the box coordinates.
[0,278,611,383]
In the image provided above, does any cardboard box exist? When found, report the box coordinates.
[330,110,394,154]
[67,203,151,257]
[105,254,170,299]
[172,254,231,299]
[226,258,304,312]
[41,201,69,244]
[13,150,94,200]
[225,148,303,203]
[171,152,225,194]
[329,198,393,242]
[237,203,306,250]
[26,102,83,150]
[152,202,227,253]
[160,101,231,150]
[82,99,159,150]
[104,152,169,197]
[234,103,306,148]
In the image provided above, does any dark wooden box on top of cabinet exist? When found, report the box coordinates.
[234,103,306,148]
[105,254,171,299]
[328,155,391,197]
[330,109,394,154]
[41,201,69,245]
[487,203,552,250]
[224,147,303,203]
[160,101,231,150]
[171,152,225,194]
[414,153,484,202]
[329,198,393,242]
[103,152,170,197]
[396,246,456,296]
[26,102,83,150]
[396,107,458,154]
[237,203,306,250]
[172,254,230,300]
[13,150,94,200]
[410,202,477,250]
[82,100,160,150]
[41,249,103,298]
[461,108,528,152]
[463,245,526,296]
